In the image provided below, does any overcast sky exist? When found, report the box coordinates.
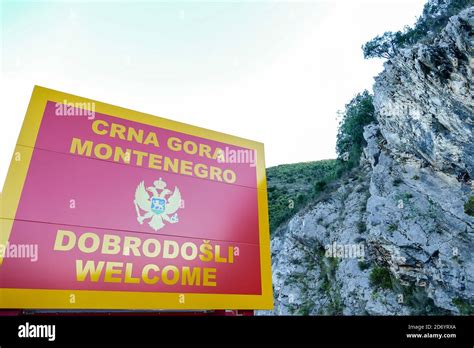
[0,0,426,189]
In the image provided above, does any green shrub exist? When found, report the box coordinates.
[395,192,414,206]
[464,196,474,217]
[452,298,474,315]
[393,178,403,187]
[358,261,370,271]
[296,301,313,316]
[369,266,392,290]
[297,194,306,204]
[314,180,327,193]
[320,277,331,294]
[388,223,398,232]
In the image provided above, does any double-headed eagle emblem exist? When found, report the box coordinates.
[134,178,182,231]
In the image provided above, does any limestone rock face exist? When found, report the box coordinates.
[257,7,473,316]
[374,7,474,176]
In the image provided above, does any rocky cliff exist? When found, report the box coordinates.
[259,6,474,316]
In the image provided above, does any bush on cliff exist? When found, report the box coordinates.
[336,90,376,168]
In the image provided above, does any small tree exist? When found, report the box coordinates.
[362,31,403,59]
[336,90,376,168]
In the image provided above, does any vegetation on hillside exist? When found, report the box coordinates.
[267,160,340,232]
[369,266,393,290]
[267,90,376,233]
[362,0,474,59]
